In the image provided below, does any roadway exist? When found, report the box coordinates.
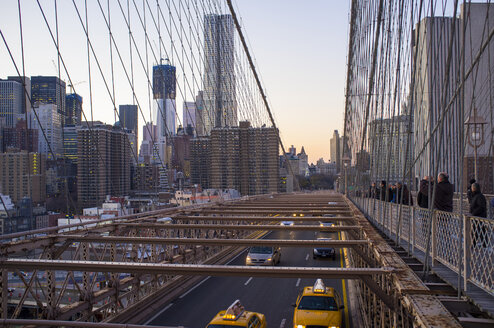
[147,227,352,328]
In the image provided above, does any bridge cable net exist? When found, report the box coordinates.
[344,0,494,324]
[0,0,304,324]
[0,0,292,215]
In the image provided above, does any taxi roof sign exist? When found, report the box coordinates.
[313,279,326,293]
[223,300,245,321]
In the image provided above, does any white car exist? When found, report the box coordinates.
[280,221,295,226]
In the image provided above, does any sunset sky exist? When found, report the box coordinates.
[0,0,349,163]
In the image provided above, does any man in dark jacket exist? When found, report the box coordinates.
[379,180,388,201]
[417,176,432,208]
[434,172,454,212]
[369,182,379,199]
[470,183,487,218]
[395,182,413,205]
[467,178,476,204]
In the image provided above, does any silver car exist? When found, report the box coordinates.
[245,246,281,266]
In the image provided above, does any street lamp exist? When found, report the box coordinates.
[464,107,487,181]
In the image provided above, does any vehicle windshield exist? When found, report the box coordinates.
[207,325,245,328]
[297,296,338,311]
[249,246,273,254]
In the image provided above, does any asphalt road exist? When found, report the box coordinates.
[147,228,352,328]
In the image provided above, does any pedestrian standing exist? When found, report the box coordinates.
[417,176,432,208]
[470,183,487,218]
[396,182,413,206]
[390,184,397,203]
[470,183,488,248]
[380,180,388,201]
[434,172,454,212]
[369,182,378,198]
[467,178,476,204]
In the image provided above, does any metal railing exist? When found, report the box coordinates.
[349,196,494,297]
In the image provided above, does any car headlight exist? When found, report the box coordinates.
[266,258,272,261]
[246,256,251,261]
[296,325,305,328]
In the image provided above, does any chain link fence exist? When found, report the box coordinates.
[350,196,494,296]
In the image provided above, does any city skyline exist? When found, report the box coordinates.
[0,1,350,163]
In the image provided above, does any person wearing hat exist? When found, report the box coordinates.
[467,178,476,204]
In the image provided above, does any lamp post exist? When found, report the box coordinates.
[464,107,487,181]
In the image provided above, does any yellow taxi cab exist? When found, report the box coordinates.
[206,300,267,328]
[292,279,344,328]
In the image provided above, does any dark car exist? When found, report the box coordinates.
[313,238,336,260]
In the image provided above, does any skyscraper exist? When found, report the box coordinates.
[0,151,46,204]
[63,124,79,162]
[7,76,31,114]
[77,122,131,208]
[0,78,24,127]
[153,61,176,152]
[195,91,205,136]
[153,60,176,191]
[2,119,38,152]
[139,122,157,162]
[119,104,138,134]
[190,137,210,189]
[65,93,82,125]
[119,104,139,159]
[209,121,279,195]
[330,130,341,173]
[31,76,66,115]
[203,14,236,134]
[183,101,197,134]
[30,103,63,159]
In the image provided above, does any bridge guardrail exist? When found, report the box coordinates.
[349,196,494,297]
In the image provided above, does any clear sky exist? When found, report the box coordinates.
[0,0,350,163]
[234,0,350,163]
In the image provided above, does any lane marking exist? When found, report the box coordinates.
[226,249,248,264]
[339,231,350,328]
[279,318,286,328]
[305,253,309,261]
[244,277,253,286]
[179,276,210,299]
[144,303,174,324]
[296,278,301,287]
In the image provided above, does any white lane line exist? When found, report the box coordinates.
[179,276,210,299]
[280,318,286,328]
[144,303,174,324]
[226,249,249,264]
[177,249,246,301]
[305,253,310,261]
[244,277,253,286]
[296,278,301,287]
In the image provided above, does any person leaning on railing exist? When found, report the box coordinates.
[433,172,454,212]
[470,183,488,248]
[469,183,487,218]
[417,176,433,209]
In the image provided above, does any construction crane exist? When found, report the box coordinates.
[52,59,85,94]
[67,81,86,94]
